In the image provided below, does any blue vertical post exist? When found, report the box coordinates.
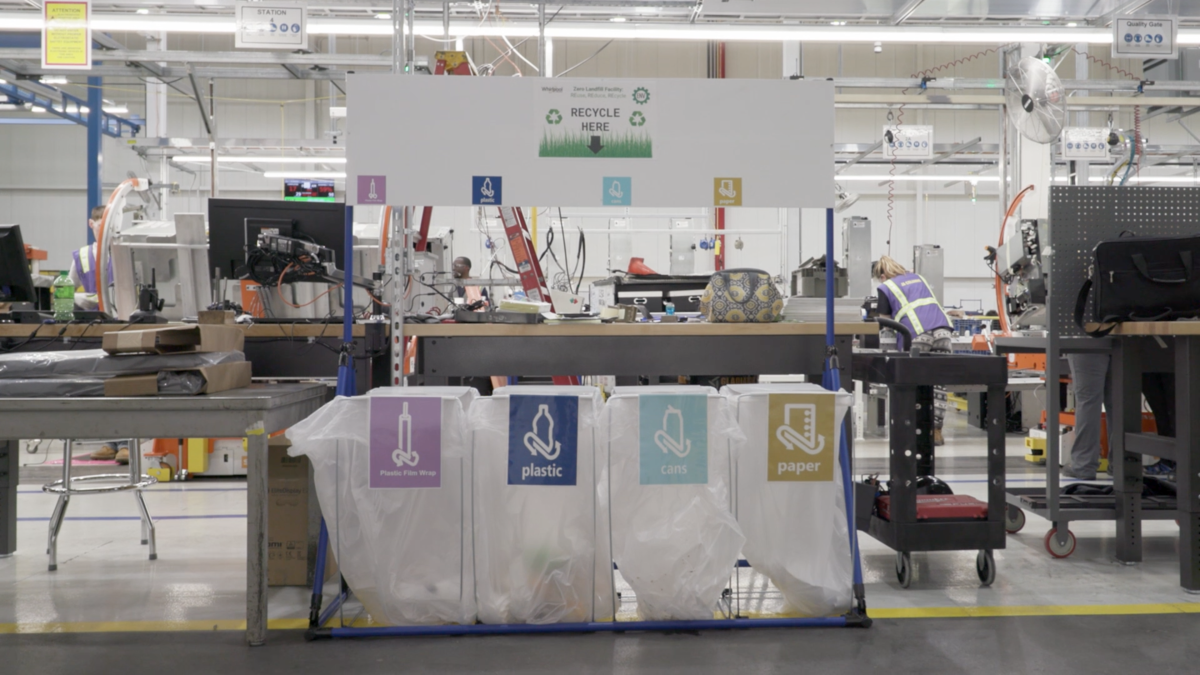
[86,75,102,244]
[336,204,356,397]
[825,208,834,349]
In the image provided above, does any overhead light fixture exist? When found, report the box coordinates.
[1052,175,1200,184]
[0,103,18,111]
[39,76,68,85]
[173,155,348,164]
[1067,22,1078,27]
[136,8,149,14]
[838,175,1001,183]
[329,106,346,118]
[102,104,128,113]
[830,21,847,26]
[610,17,627,23]
[29,105,46,113]
[0,79,6,85]
[375,12,391,20]
[263,171,346,179]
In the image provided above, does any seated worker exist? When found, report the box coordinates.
[873,254,954,446]
[67,205,113,311]
[452,256,489,307]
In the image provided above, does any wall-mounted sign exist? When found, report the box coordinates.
[1112,15,1177,59]
[236,2,307,50]
[42,0,91,70]
[882,125,933,160]
[348,77,835,208]
[1061,127,1111,161]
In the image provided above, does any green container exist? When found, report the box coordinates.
[52,271,75,322]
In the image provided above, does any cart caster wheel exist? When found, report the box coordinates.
[1004,505,1026,534]
[1044,528,1077,559]
[895,552,912,588]
[976,550,996,586]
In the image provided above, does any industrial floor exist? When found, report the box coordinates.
[2,411,1198,673]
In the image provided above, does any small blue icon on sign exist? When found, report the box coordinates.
[1125,33,1133,43]
[472,176,502,205]
[1067,143,1074,150]
[603,177,632,206]
[1155,34,1163,44]
[1135,34,1142,43]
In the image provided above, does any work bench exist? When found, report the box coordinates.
[403,321,871,384]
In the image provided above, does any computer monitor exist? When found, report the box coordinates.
[283,178,336,202]
[207,199,347,281]
[0,225,35,304]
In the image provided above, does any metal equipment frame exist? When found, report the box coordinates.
[1003,187,1188,559]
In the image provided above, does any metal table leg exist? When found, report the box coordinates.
[0,439,17,557]
[246,421,270,646]
[1176,336,1200,591]
[1113,338,1144,564]
[130,439,157,561]
[48,440,72,571]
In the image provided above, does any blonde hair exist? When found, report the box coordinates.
[872,255,908,281]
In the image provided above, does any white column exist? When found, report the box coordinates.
[145,32,169,217]
[1017,43,1052,220]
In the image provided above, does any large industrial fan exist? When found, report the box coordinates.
[1006,56,1067,143]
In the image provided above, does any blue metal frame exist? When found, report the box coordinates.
[0,80,140,139]
[304,208,871,640]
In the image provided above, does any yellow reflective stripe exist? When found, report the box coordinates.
[883,279,927,335]
[77,246,91,274]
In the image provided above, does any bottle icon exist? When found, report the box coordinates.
[480,178,495,199]
[523,404,561,461]
[368,179,378,201]
[392,402,419,467]
[52,271,75,322]
[609,180,624,200]
[653,405,691,458]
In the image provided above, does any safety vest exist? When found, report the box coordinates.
[71,243,111,295]
[878,273,951,349]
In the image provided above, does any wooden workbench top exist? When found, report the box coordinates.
[0,322,370,339]
[401,322,875,337]
[1088,321,1200,336]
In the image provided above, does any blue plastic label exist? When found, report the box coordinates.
[508,395,578,486]
[639,394,708,485]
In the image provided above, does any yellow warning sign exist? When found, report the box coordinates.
[767,393,834,482]
[714,177,742,206]
[43,0,91,69]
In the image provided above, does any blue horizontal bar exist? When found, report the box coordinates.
[328,616,848,638]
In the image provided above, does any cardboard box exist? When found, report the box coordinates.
[198,309,237,325]
[104,360,252,397]
[102,324,245,356]
[267,435,337,586]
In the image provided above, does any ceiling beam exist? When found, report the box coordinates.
[890,0,927,25]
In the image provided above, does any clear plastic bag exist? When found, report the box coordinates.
[0,348,243,379]
[721,383,854,617]
[286,387,478,626]
[603,386,746,621]
[469,385,613,624]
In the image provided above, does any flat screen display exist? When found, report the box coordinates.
[283,178,336,202]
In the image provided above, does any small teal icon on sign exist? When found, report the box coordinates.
[603,177,632,206]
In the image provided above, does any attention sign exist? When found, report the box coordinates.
[42,0,90,70]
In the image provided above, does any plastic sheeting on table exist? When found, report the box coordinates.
[0,368,228,397]
[721,383,854,617]
[287,387,479,627]
[0,349,244,379]
[470,385,613,625]
[603,385,746,621]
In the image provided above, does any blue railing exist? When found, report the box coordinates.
[0,80,140,138]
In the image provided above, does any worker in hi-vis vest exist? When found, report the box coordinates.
[873,254,953,446]
[66,205,114,312]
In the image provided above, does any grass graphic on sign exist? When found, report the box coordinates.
[539,131,653,158]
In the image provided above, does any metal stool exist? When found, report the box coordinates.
[42,439,158,571]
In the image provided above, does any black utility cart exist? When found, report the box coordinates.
[853,350,1009,587]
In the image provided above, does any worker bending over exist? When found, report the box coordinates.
[873,254,954,445]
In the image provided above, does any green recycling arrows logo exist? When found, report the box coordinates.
[629,111,646,127]
[632,87,651,105]
[546,109,562,125]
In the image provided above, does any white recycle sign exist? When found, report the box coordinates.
[480,178,496,199]
[392,402,420,467]
[609,180,624,200]
[718,179,737,200]
[776,403,825,456]
[653,405,691,459]
[524,404,562,461]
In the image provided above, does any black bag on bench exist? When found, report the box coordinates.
[1075,234,1200,337]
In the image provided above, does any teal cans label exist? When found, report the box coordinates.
[638,394,708,485]
[603,176,631,206]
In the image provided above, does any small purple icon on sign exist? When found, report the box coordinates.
[358,175,386,205]
[369,396,442,489]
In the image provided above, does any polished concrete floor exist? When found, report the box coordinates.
[2,411,1198,671]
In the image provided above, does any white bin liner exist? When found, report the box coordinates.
[722,383,854,617]
[286,387,478,626]
[470,385,612,624]
[603,386,746,621]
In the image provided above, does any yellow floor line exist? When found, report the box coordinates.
[1,603,1198,634]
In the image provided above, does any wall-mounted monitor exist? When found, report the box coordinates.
[283,178,336,202]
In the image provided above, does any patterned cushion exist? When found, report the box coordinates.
[699,269,783,323]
